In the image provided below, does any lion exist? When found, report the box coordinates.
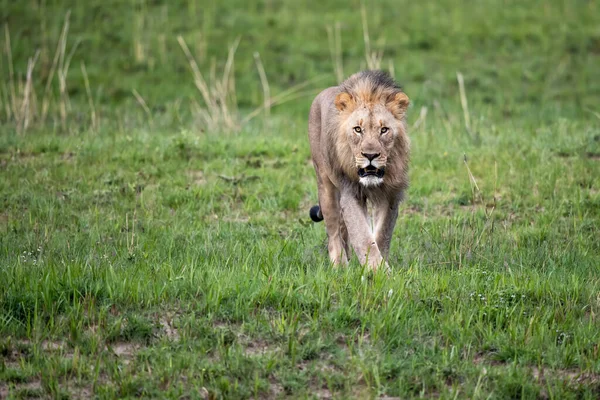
[307,70,410,271]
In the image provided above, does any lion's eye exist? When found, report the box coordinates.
[380,127,389,134]
[353,126,362,134]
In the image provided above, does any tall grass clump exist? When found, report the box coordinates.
[0,12,105,134]
[326,5,395,84]
[177,36,320,133]
[0,12,92,134]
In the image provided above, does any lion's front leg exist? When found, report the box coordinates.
[373,195,402,260]
[372,193,403,274]
[317,175,348,266]
[340,191,384,270]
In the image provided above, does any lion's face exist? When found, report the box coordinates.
[335,91,409,187]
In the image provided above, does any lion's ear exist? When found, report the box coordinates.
[387,92,410,119]
[335,92,354,112]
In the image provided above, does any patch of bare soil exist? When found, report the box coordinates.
[262,378,285,400]
[244,339,279,357]
[472,352,505,367]
[41,340,65,351]
[159,317,181,342]
[0,380,43,399]
[531,366,600,385]
[186,169,206,185]
[312,387,333,399]
[474,354,600,386]
[0,212,8,227]
[64,383,93,400]
[108,342,140,365]
[222,214,251,223]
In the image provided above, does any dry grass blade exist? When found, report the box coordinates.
[412,106,428,130]
[2,25,41,134]
[253,52,271,119]
[179,35,318,131]
[0,75,9,122]
[57,12,70,128]
[125,210,137,255]
[361,6,372,66]
[18,50,40,133]
[4,25,17,120]
[361,5,383,70]
[58,37,81,129]
[80,62,98,132]
[41,11,71,123]
[132,89,153,126]
[433,100,453,136]
[326,22,344,83]
[241,76,325,125]
[218,37,240,129]
[457,72,471,135]
[177,36,218,122]
[1,11,77,133]
[463,154,481,203]
[584,108,600,120]
[178,35,240,132]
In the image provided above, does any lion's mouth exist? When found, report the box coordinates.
[358,165,385,178]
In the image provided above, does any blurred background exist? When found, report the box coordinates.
[2,0,599,132]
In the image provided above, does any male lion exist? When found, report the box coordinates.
[308,70,410,270]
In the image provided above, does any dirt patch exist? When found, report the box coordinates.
[111,342,138,356]
[244,339,279,357]
[473,352,505,367]
[474,355,600,385]
[210,321,280,358]
[298,359,338,374]
[159,317,180,342]
[312,387,333,399]
[0,212,8,227]
[186,169,206,185]
[41,340,65,351]
[0,380,42,399]
[1,339,33,365]
[108,342,140,365]
[61,151,75,162]
[213,320,241,330]
[3,377,95,399]
[64,384,93,400]
[531,366,600,385]
[265,377,285,400]
[7,151,43,163]
[222,214,251,223]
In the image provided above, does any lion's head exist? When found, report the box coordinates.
[333,71,410,188]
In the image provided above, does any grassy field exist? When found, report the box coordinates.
[1,0,600,399]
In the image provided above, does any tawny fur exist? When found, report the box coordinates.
[308,70,410,270]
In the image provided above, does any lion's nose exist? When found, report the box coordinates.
[361,152,380,161]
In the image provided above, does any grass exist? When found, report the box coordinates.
[1,0,600,399]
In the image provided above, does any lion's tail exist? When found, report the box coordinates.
[309,205,324,222]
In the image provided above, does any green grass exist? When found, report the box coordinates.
[1,0,600,399]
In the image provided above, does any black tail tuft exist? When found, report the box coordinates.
[309,205,323,222]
